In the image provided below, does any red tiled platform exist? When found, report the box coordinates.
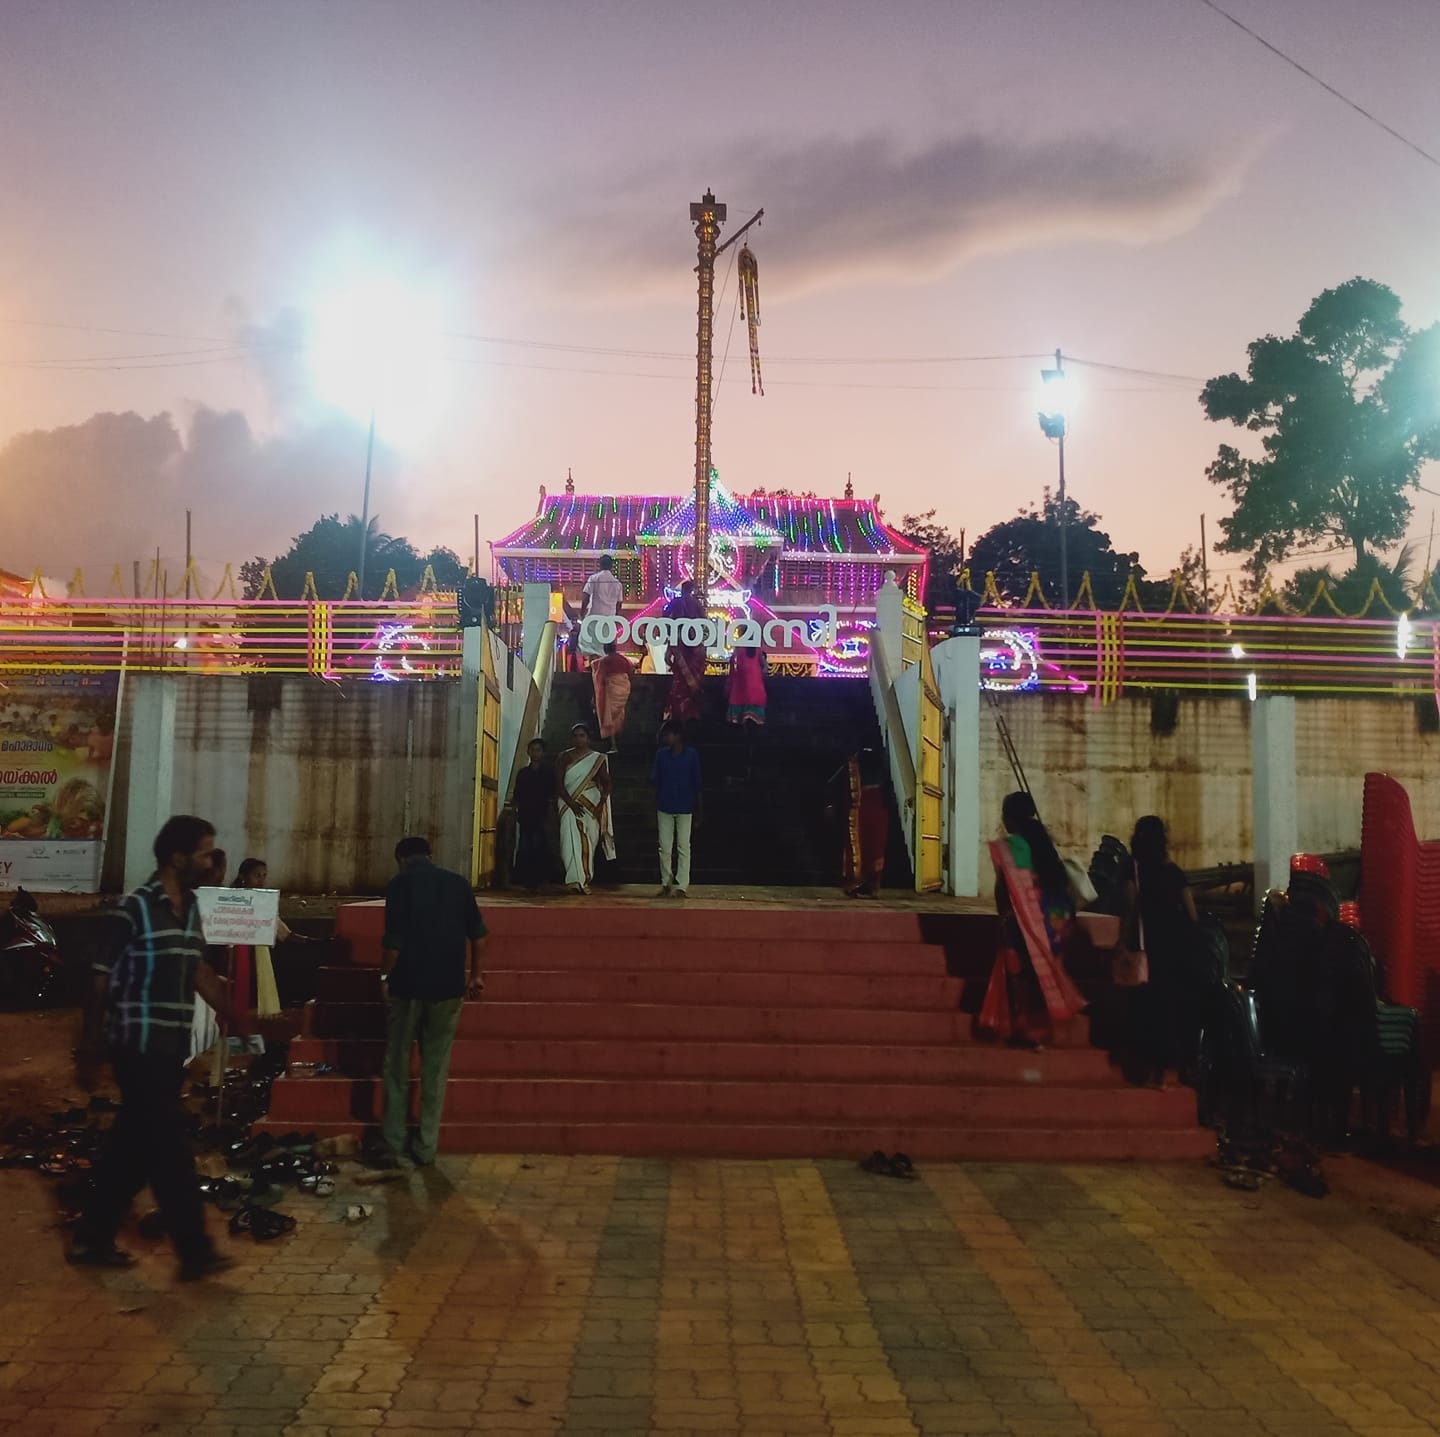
[258,898,1210,1161]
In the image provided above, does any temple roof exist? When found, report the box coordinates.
[738,493,926,560]
[636,476,783,547]
[492,484,925,562]
[491,495,675,556]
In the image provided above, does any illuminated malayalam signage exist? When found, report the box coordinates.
[580,605,840,652]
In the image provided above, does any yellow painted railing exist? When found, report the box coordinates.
[0,599,465,677]
[973,609,1438,702]
[900,597,927,671]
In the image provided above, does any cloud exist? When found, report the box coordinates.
[0,403,390,587]
[224,302,314,425]
[525,130,1246,300]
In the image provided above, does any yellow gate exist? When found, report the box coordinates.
[470,628,502,887]
[915,640,944,892]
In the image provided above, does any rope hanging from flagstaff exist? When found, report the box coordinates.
[738,244,763,396]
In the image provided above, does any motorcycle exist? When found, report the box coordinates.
[0,888,66,1009]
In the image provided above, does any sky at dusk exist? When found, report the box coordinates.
[4,0,1440,590]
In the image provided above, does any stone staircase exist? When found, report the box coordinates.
[257,900,1211,1162]
[541,672,911,888]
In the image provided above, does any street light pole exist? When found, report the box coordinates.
[1057,385,1068,610]
[357,405,377,600]
[1038,347,1069,609]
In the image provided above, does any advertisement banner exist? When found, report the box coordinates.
[196,887,280,946]
[0,671,120,892]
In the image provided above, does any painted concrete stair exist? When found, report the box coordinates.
[258,899,1211,1161]
[542,672,911,887]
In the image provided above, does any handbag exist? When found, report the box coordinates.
[1063,856,1098,909]
[1112,865,1149,987]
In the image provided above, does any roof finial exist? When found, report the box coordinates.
[844,471,854,499]
[565,467,574,495]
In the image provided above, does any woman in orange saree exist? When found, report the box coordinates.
[980,791,1084,1048]
[591,644,634,753]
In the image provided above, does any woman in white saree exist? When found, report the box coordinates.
[557,723,614,894]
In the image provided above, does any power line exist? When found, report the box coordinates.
[0,317,229,343]
[444,331,1049,367]
[0,318,1216,392]
[0,344,270,369]
[1193,0,1440,172]
[1065,355,1208,386]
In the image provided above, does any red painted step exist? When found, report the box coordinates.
[253,1119,1213,1164]
[266,1075,1194,1128]
[317,968,963,1010]
[327,936,954,978]
[333,899,977,964]
[304,999,1092,1048]
[284,1035,1127,1085]
[260,900,1209,1162]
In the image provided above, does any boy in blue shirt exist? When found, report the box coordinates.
[652,722,702,897]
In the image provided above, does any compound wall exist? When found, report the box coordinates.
[103,679,1440,893]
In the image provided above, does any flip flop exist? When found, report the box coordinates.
[229,1205,297,1241]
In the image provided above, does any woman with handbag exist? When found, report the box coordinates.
[1119,816,1198,1087]
[979,791,1085,1048]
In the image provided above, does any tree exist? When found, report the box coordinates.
[1281,546,1418,615]
[967,493,1150,608]
[1200,278,1440,582]
[241,514,467,600]
[897,510,967,609]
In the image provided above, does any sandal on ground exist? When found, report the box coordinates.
[888,1153,917,1180]
[228,1205,297,1241]
[859,1150,891,1175]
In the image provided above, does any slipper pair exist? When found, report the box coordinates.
[228,1205,296,1241]
[859,1150,917,1180]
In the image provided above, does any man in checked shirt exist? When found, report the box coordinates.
[72,815,246,1280]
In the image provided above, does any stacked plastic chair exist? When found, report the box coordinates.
[1360,773,1440,1064]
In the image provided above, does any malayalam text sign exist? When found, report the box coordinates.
[197,886,280,946]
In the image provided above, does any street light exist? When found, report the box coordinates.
[310,271,449,598]
[1037,349,1071,608]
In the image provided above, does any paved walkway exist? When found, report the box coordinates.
[1,1157,1438,1436]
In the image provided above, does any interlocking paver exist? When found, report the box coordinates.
[3,1157,1440,1434]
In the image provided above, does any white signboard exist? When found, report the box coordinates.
[197,886,280,946]
[0,842,103,894]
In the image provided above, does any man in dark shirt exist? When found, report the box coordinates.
[376,836,488,1167]
[73,814,241,1280]
[652,721,703,898]
[511,738,557,890]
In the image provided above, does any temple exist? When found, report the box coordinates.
[491,472,928,674]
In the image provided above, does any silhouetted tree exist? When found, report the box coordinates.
[242,514,466,600]
[968,493,1150,607]
[897,510,967,609]
[1280,546,1420,615]
[1201,278,1440,583]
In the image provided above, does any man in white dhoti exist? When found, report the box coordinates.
[557,723,614,894]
